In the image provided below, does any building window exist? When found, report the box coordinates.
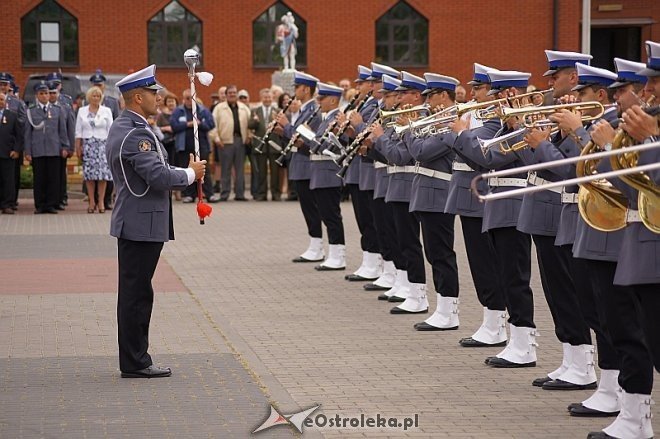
[148,0,202,67]
[253,2,307,68]
[21,0,78,66]
[376,1,428,67]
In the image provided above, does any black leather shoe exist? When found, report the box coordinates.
[459,337,506,348]
[542,379,597,391]
[532,376,552,387]
[377,293,391,301]
[586,432,616,439]
[1,208,14,215]
[44,208,58,214]
[121,365,172,378]
[414,322,458,331]
[234,197,248,201]
[344,274,377,282]
[484,356,497,365]
[314,265,346,271]
[570,403,619,417]
[55,203,65,211]
[390,306,428,314]
[364,283,390,291]
[387,296,405,303]
[487,357,536,368]
[292,256,323,263]
[62,199,68,206]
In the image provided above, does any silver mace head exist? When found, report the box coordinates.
[184,48,200,72]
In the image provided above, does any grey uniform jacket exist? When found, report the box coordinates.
[405,130,456,213]
[107,110,189,243]
[57,97,76,152]
[102,96,120,120]
[561,109,624,261]
[607,143,659,286]
[24,104,70,157]
[358,101,383,191]
[369,128,394,199]
[454,120,526,232]
[6,95,26,149]
[515,147,562,237]
[283,100,321,181]
[375,128,415,203]
[345,98,379,185]
[310,108,342,190]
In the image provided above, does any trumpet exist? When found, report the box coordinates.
[461,88,550,119]
[477,126,558,154]
[498,101,606,127]
[380,104,431,121]
[394,106,458,135]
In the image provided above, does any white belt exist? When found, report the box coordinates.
[488,177,528,187]
[387,165,416,174]
[374,162,387,169]
[626,209,642,223]
[310,154,333,161]
[290,146,298,153]
[452,162,474,172]
[527,172,563,194]
[415,165,452,181]
[561,192,579,204]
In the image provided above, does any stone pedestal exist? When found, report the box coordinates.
[271,70,295,95]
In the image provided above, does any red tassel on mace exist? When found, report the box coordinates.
[196,180,212,224]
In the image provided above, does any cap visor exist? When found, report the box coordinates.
[394,85,411,92]
[608,80,629,89]
[571,84,588,92]
[637,67,660,77]
[486,88,502,96]
[542,69,557,77]
[467,80,484,85]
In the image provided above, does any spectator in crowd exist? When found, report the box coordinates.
[238,89,257,196]
[170,89,218,203]
[211,85,228,191]
[455,85,468,103]
[89,71,120,119]
[0,92,22,214]
[157,92,178,163]
[338,78,352,109]
[270,85,284,105]
[238,89,250,104]
[212,85,251,201]
[248,88,281,201]
[74,86,114,213]
[209,92,220,111]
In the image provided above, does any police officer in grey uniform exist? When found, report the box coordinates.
[309,82,346,270]
[404,74,460,328]
[107,65,205,378]
[47,80,75,210]
[0,73,26,211]
[25,81,70,214]
[374,71,428,312]
[451,70,537,368]
[516,51,597,391]
[448,64,507,348]
[363,75,402,292]
[275,71,324,263]
[584,45,659,439]
[339,69,381,281]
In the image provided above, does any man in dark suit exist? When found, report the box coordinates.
[107,65,206,378]
[248,88,281,201]
[0,92,21,214]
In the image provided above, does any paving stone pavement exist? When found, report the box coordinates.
[0,197,658,438]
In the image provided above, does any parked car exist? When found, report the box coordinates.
[22,73,123,106]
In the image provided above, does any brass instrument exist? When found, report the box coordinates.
[380,104,431,121]
[469,142,660,203]
[498,101,606,127]
[478,126,560,154]
[463,88,549,119]
[608,100,659,232]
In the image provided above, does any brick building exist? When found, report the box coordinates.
[4,0,659,102]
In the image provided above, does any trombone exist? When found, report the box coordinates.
[469,141,660,202]
[380,104,431,128]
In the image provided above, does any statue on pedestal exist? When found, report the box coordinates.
[275,12,298,71]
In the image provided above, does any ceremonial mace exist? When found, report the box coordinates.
[184,48,214,224]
